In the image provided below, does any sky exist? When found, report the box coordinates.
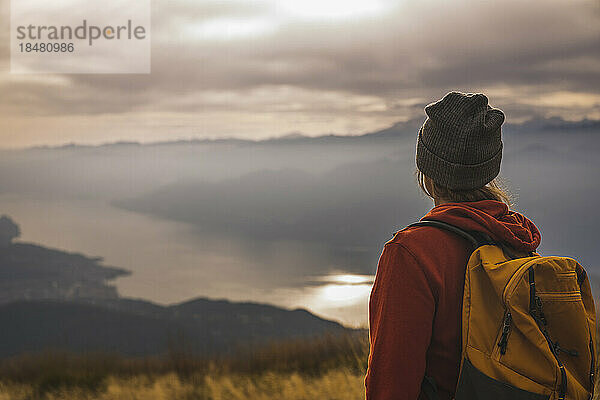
[1,0,600,148]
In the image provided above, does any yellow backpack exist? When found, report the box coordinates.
[409,219,597,400]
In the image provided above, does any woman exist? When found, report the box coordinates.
[364,91,542,399]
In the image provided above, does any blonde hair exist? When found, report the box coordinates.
[416,168,513,206]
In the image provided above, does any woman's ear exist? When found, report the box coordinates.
[424,176,436,198]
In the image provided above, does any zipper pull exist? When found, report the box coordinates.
[535,296,547,326]
[554,342,579,357]
[498,311,512,355]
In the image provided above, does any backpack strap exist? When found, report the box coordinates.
[420,375,440,400]
[406,219,530,259]
[406,219,491,250]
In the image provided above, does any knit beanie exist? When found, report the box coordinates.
[415,91,505,190]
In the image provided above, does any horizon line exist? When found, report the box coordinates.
[2,115,599,151]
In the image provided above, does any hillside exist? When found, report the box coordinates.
[0,242,129,305]
[0,298,349,358]
[0,217,353,358]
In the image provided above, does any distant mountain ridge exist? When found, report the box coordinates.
[0,242,128,305]
[0,297,349,358]
[0,217,353,358]
[503,116,600,133]
[0,215,129,305]
[22,116,599,151]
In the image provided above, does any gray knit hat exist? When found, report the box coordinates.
[416,91,505,190]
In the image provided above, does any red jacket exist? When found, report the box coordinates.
[364,200,541,400]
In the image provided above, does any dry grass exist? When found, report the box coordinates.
[0,369,365,400]
[0,332,369,400]
[1,329,597,400]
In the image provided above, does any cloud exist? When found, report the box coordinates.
[0,0,599,146]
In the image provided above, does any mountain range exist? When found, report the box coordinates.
[0,216,352,358]
[0,115,598,337]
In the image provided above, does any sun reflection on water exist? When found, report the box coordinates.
[315,273,374,304]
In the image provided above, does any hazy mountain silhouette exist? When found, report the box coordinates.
[0,215,20,247]
[110,118,600,279]
[0,216,128,304]
[23,116,600,149]
[0,298,349,358]
[0,116,598,327]
[503,117,600,134]
[113,159,425,276]
[0,217,351,357]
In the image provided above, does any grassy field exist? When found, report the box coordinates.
[1,330,598,400]
[0,332,369,400]
[0,370,366,400]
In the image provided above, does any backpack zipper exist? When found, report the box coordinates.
[537,321,568,400]
[537,291,582,301]
[553,342,579,357]
[501,257,540,302]
[589,334,595,395]
[528,267,568,400]
[497,311,512,355]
